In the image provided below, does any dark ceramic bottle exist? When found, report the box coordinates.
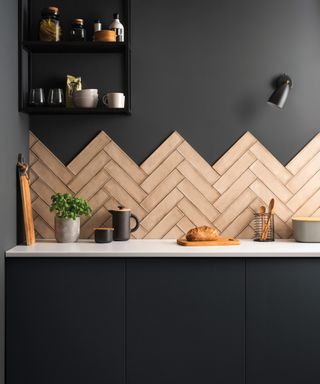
[109,206,140,241]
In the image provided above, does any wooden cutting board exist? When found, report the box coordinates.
[17,154,35,246]
[177,237,240,246]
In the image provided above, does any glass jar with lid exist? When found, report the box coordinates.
[39,6,62,42]
[70,19,86,41]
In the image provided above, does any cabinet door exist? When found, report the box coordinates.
[6,259,125,384]
[246,259,320,384]
[127,259,245,384]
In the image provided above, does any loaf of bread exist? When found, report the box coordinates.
[186,226,219,241]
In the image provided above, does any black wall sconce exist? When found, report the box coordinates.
[268,73,293,109]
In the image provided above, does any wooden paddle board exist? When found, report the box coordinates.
[177,237,240,246]
[18,154,35,246]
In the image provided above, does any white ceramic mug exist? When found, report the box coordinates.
[102,92,125,108]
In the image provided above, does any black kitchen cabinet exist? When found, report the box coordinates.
[8,257,320,384]
[6,259,125,384]
[246,259,320,384]
[127,259,245,384]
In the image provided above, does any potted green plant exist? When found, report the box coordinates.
[50,193,92,243]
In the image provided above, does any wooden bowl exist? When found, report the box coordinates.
[94,30,116,42]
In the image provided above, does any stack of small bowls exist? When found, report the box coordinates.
[73,89,99,108]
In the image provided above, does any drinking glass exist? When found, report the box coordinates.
[48,88,65,106]
[29,88,45,106]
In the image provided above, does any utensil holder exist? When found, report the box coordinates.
[254,213,274,242]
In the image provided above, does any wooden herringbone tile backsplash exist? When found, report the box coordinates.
[29,130,320,239]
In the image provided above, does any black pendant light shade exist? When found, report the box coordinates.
[268,74,293,109]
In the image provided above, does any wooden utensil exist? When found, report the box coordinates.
[259,206,266,236]
[261,198,275,241]
[17,154,35,245]
[177,237,240,246]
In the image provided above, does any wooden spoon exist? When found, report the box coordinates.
[262,198,275,240]
[259,206,266,240]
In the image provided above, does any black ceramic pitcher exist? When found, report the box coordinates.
[109,206,140,241]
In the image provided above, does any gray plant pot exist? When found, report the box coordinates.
[55,216,80,243]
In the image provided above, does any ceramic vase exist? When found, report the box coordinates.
[55,216,80,243]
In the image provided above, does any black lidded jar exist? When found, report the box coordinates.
[70,19,86,41]
[39,6,62,42]
[94,228,113,243]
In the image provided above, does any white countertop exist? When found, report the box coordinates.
[5,239,320,257]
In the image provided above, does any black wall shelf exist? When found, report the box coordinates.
[19,0,131,115]
[22,41,127,53]
[24,107,130,115]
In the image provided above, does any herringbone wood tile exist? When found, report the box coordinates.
[213,131,256,175]
[286,151,320,194]
[105,161,147,202]
[214,189,256,232]
[69,151,110,193]
[68,131,111,175]
[104,178,147,219]
[80,206,108,238]
[249,180,293,222]
[140,151,184,193]
[214,170,255,213]
[141,132,183,175]
[286,132,320,174]
[238,225,255,239]
[177,141,219,184]
[29,151,38,166]
[104,141,147,183]
[29,131,38,147]
[178,160,219,203]
[34,216,54,238]
[177,216,195,234]
[33,197,54,228]
[250,161,292,203]
[76,170,110,201]
[220,208,254,238]
[31,179,55,206]
[32,140,74,184]
[177,179,219,222]
[214,152,256,194]
[144,207,184,239]
[249,142,292,183]
[140,169,184,212]
[141,188,183,231]
[29,130,320,239]
[177,198,212,227]
[286,170,320,212]
[163,225,184,239]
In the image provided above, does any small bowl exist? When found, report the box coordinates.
[73,94,97,99]
[95,30,116,42]
[74,89,98,96]
[73,94,98,108]
[292,217,320,242]
[94,228,114,243]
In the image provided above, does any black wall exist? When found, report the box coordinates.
[0,0,29,381]
[31,0,320,165]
